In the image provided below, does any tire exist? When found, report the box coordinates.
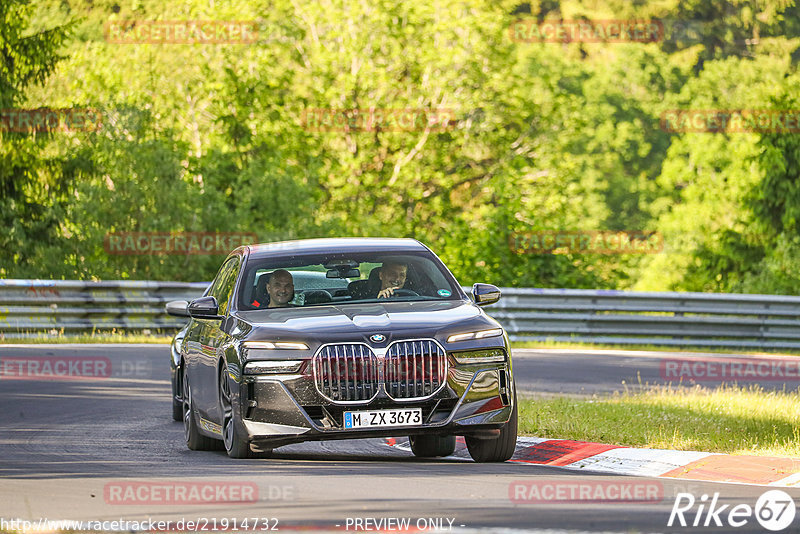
[171,368,182,421]
[465,397,518,463]
[410,434,456,458]
[250,444,274,458]
[219,364,254,459]
[172,398,182,421]
[183,365,220,451]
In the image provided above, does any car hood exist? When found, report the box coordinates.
[234,299,499,345]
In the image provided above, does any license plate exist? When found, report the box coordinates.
[343,408,423,429]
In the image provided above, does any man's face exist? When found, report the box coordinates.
[267,272,294,307]
[379,263,407,290]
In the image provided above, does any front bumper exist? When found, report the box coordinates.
[237,358,514,448]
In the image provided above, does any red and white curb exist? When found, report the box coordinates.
[385,436,800,487]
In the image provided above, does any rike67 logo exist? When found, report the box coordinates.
[669,490,796,531]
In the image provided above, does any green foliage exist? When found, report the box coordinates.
[635,57,800,293]
[3,0,800,294]
[0,0,73,277]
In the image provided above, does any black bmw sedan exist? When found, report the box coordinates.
[166,238,517,462]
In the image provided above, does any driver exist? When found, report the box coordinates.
[266,269,295,307]
[376,262,408,299]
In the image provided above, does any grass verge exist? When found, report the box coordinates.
[518,384,800,457]
[0,330,173,344]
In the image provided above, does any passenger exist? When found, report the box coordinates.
[267,269,295,308]
[376,262,408,299]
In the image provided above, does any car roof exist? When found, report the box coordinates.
[243,237,428,259]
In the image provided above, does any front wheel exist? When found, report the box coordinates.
[410,435,456,458]
[172,369,183,421]
[172,398,182,421]
[183,365,220,451]
[219,364,254,459]
[465,398,518,463]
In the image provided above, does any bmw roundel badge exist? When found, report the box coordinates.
[370,333,386,343]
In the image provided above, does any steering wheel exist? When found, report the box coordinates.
[390,288,419,297]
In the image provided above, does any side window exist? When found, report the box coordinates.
[209,256,241,315]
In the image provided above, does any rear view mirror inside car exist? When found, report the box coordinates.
[326,268,360,278]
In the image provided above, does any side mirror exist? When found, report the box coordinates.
[165,300,190,317]
[187,296,222,319]
[472,283,501,306]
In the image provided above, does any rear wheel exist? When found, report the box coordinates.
[465,397,518,463]
[219,364,254,459]
[182,365,220,451]
[409,434,456,458]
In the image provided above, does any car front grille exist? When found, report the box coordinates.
[312,344,379,402]
[312,339,448,403]
[384,340,447,400]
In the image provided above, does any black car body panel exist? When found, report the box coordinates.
[169,238,516,459]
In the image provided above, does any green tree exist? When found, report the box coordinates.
[0,0,73,277]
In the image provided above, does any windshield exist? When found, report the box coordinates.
[237,251,460,310]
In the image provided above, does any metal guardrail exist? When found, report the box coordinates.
[0,279,208,338]
[2,280,800,349]
[492,288,800,350]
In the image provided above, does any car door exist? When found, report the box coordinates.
[194,255,241,422]
[182,282,214,417]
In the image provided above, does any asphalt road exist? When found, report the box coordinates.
[512,347,800,396]
[1,344,799,533]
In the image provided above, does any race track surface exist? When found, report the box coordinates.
[1,344,798,533]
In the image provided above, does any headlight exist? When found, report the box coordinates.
[244,360,304,374]
[446,328,503,343]
[451,348,506,364]
[243,341,309,350]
